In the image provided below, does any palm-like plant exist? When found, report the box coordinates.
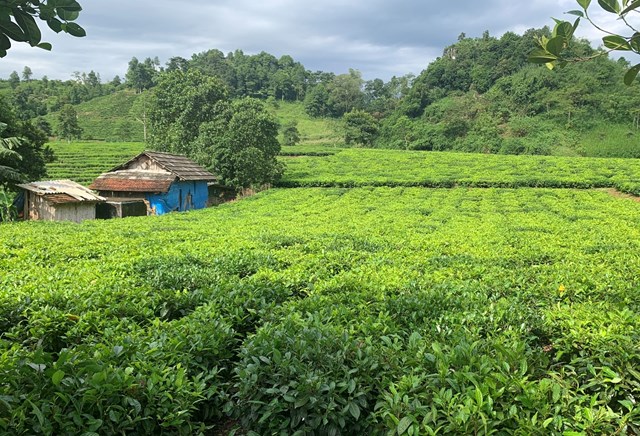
[0,122,23,186]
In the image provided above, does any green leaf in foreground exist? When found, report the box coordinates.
[624,63,640,85]
[577,0,591,10]
[528,49,558,64]
[603,35,631,50]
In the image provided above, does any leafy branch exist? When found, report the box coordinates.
[0,0,86,57]
[529,0,640,85]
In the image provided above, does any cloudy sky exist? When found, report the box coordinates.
[0,0,629,82]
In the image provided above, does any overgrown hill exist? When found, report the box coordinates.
[377,31,640,157]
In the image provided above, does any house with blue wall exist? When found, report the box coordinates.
[90,151,218,218]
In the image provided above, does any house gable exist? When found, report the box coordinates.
[120,154,173,174]
[111,151,218,182]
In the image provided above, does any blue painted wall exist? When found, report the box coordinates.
[146,181,209,215]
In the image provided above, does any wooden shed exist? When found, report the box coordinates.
[17,180,105,223]
[90,151,218,217]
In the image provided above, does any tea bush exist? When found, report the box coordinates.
[1,187,639,433]
[279,148,640,194]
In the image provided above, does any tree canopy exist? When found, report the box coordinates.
[57,103,82,141]
[0,0,86,57]
[343,109,379,147]
[126,57,159,93]
[0,96,49,186]
[148,70,283,189]
[149,69,228,155]
[198,98,283,189]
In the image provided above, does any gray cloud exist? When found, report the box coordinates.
[0,1,617,82]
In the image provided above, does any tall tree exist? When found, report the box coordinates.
[57,104,82,141]
[165,56,189,73]
[304,84,332,117]
[149,69,228,155]
[189,49,234,91]
[343,109,379,147]
[327,69,365,116]
[0,96,49,185]
[149,70,283,189]
[8,71,20,89]
[125,57,157,93]
[198,98,283,189]
[21,66,32,81]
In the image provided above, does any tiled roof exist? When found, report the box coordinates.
[89,171,175,193]
[17,180,105,203]
[113,151,218,181]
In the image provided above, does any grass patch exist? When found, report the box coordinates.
[578,122,640,158]
[272,101,344,146]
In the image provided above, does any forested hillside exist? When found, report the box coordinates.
[379,30,640,156]
[2,26,640,190]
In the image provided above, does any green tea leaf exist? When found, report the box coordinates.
[397,416,413,435]
[348,402,360,419]
[51,369,65,386]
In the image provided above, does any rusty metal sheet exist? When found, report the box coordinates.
[90,170,175,193]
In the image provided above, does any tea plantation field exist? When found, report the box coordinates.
[46,141,146,185]
[1,185,639,434]
[279,148,640,194]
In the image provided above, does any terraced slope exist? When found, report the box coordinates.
[46,141,145,184]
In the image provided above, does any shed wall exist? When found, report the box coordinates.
[54,203,96,223]
[25,193,56,221]
[146,181,209,215]
[24,192,96,223]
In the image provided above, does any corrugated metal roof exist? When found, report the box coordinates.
[90,170,175,193]
[17,180,105,203]
[112,151,218,181]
